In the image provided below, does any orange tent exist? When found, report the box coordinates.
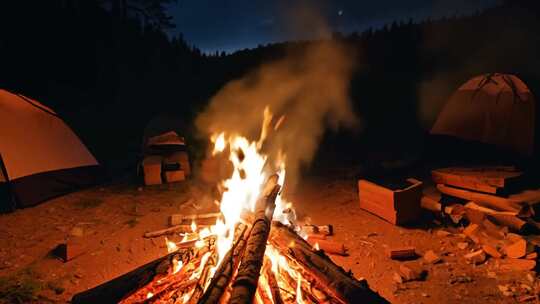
[0,89,102,211]
[431,73,535,156]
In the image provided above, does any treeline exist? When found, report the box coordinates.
[1,0,539,173]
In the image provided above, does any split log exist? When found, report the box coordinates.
[143,224,212,238]
[169,212,222,226]
[197,223,250,304]
[421,195,465,224]
[269,222,389,304]
[230,175,281,304]
[437,184,530,216]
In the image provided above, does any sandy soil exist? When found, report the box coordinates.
[0,175,534,303]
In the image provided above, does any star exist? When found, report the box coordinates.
[338,10,343,16]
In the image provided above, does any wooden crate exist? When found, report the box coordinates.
[142,156,162,185]
[358,178,423,225]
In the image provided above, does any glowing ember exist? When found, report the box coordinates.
[313,242,320,251]
[146,292,153,299]
[191,220,197,232]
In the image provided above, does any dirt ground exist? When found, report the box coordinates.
[0,174,535,303]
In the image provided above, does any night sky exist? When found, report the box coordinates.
[168,0,501,53]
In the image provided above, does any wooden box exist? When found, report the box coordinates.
[358,178,423,225]
[142,156,163,185]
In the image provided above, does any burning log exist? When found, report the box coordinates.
[197,223,250,304]
[72,237,215,304]
[229,175,281,304]
[169,212,222,226]
[269,222,389,304]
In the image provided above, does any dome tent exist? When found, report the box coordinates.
[431,73,535,156]
[0,89,102,211]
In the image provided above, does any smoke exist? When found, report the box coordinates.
[195,6,359,191]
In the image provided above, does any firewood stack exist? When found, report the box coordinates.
[422,166,540,272]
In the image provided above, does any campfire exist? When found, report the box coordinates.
[72,108,385,304]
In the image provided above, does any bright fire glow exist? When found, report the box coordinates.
[165,237,178,253]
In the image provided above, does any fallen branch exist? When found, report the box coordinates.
[170,212,222,226]
[144,225,212,238]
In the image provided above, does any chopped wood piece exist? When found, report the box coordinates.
[52,242,86,262]
[423,250,441,264]
[399,264,424,281]
[498,259,536,271]
[308,239,348,256]
[464,250,486,264]
[431,167,523,195]
[505,239,527,259]
[386,247,417,260]
[437,184,529,216]
[306,233,327,241]
[463,224,481,243]
[482,245,502,258]
[302,224,333,236]
[525,252,538,260]
[168,212,222,226]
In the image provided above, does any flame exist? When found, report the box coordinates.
[191,220,197,232]
[146,292,154,299]
[313,242,320,251]
[165,237,178,253]
[172,258,183,275]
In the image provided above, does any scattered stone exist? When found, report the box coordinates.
[51,242,86,262]
[505,239,527,259]
[457,242,469,250]
[464,250,486,265]
[423,250,441,264]
[482,244,502,259]
[399,264,425,282]
[70,227,84,237]
[449,275,473,284]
